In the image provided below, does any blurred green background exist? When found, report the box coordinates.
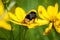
[0,0,60,40]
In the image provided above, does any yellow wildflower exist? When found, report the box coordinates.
[38,3,60,35]
[9,7,48,28]
[0,0,11,30]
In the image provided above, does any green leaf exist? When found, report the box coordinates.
[10,22,28,40]
[25,24,49,40]
[0,28,10,40]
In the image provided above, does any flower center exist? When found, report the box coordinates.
[49,17,59,27]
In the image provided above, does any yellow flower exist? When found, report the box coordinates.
[8,7,48,28]
[38,3,59,35]
[0,0,11,30]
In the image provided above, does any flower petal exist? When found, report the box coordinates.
[38,6,49,20]
[15,7,26,22]
[43,23,52,35]
[9,20,27,26]
[0,20,11,30]
[10,19,38,28]
[55,26,60,33]
[8,12,19,22]
[54,3,58,15]
[35,19,49,26]
[26,23,38,28]
[56,12,60,20]
[0,0,4,16]
[47,6,54,17]
[54,21,60,33]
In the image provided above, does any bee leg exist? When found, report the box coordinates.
[33,18,38,23]
[33,19,35,23]
[24,18,32,25]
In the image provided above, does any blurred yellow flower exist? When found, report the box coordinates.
[9,7,48,28]
[0,0,11,30]
[38,3,60,35]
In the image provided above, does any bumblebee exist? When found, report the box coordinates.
[24,11,37,24]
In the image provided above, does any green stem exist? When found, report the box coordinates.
[19,26,28,40]
[9,22,14,40]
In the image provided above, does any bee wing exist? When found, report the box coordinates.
[15,7,26,22]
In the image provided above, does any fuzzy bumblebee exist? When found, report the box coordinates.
[24,11,37,24]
